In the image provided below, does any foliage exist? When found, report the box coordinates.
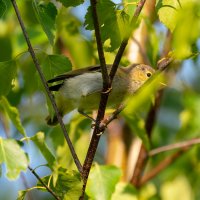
[0,137,29,179]
[0,0,200,199]
[33,1,57,45]
[86,164,121,200]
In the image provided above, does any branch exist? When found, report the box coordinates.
[130,90,164,187]
[90,0,110,88]
[139,149,186,186]
[149,138,200,156]
[11,0,82,173]
[157,55,174,71]
[140,137,200,185]
[28,166,60,200]
[80,0,147,198]
[99,104,125,131]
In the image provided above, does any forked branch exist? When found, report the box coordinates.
[80,0,147,199]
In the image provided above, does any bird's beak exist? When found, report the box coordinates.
[159,82,167,88]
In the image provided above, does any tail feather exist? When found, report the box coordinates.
[46,115,59,126]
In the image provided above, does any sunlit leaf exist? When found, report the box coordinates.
[161,176,193,200]
[17,190,27,200]
[156,0,190,32]
[122,73,164,147]
[111,182,137,200]
[0,60,17,96]
[37,168,82,199]
[33,1,57,45]
[0,137,29,179]
[116,10,130,39]
[31,132,55,168]
[57,0,84,7]
[0,96,26,137]
[123,73,164,115]
[172,2,200,58]
[178,92,200,138]
[86,164,121,200]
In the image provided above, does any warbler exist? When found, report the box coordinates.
[46,64,155,125]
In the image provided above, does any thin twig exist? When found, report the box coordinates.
[28,166,60,200]
[99,104,125,131]
[139,149,186,186]
[11,0,82,173]
[157,55,174,71]
[90,0,110,88]
[149,138,200,156]
[80,0,147,199]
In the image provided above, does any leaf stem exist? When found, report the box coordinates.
[10,0,82,173]
[28,166,60,200]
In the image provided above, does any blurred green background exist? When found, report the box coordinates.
[0,0,200,199]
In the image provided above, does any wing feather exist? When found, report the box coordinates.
[47,65,102,83]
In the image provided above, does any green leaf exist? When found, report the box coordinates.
[122,73,164,147]
[57,0,84,7]
[17,190,27,200]
[0,0,6,18]
[33,1,57,45]
[41,54,72,118]
[37,168,82,199]
[111,182,137,200]
[0,137,29,179]
[156,0,190,32]
[123,73,164,115]
[116,10,130,40]
[172,2,200,58]
[0,60,17,96]
[41,54,72,80]
[31,132,55,168]
[86,164,121,200]
[84,0,130,51]
[0,96,26,137]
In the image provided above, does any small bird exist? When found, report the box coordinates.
[46,64,155,125]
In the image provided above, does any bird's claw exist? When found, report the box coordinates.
[101,87,112,94]
[90,119,108,136]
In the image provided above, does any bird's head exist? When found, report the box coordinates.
[128,64,155,92]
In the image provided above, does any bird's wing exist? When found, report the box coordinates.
[47,65,102,83]
[49,83,64,91]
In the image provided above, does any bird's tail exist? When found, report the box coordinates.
[46,114,59,126]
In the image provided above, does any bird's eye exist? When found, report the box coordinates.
[146,72,152,77]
